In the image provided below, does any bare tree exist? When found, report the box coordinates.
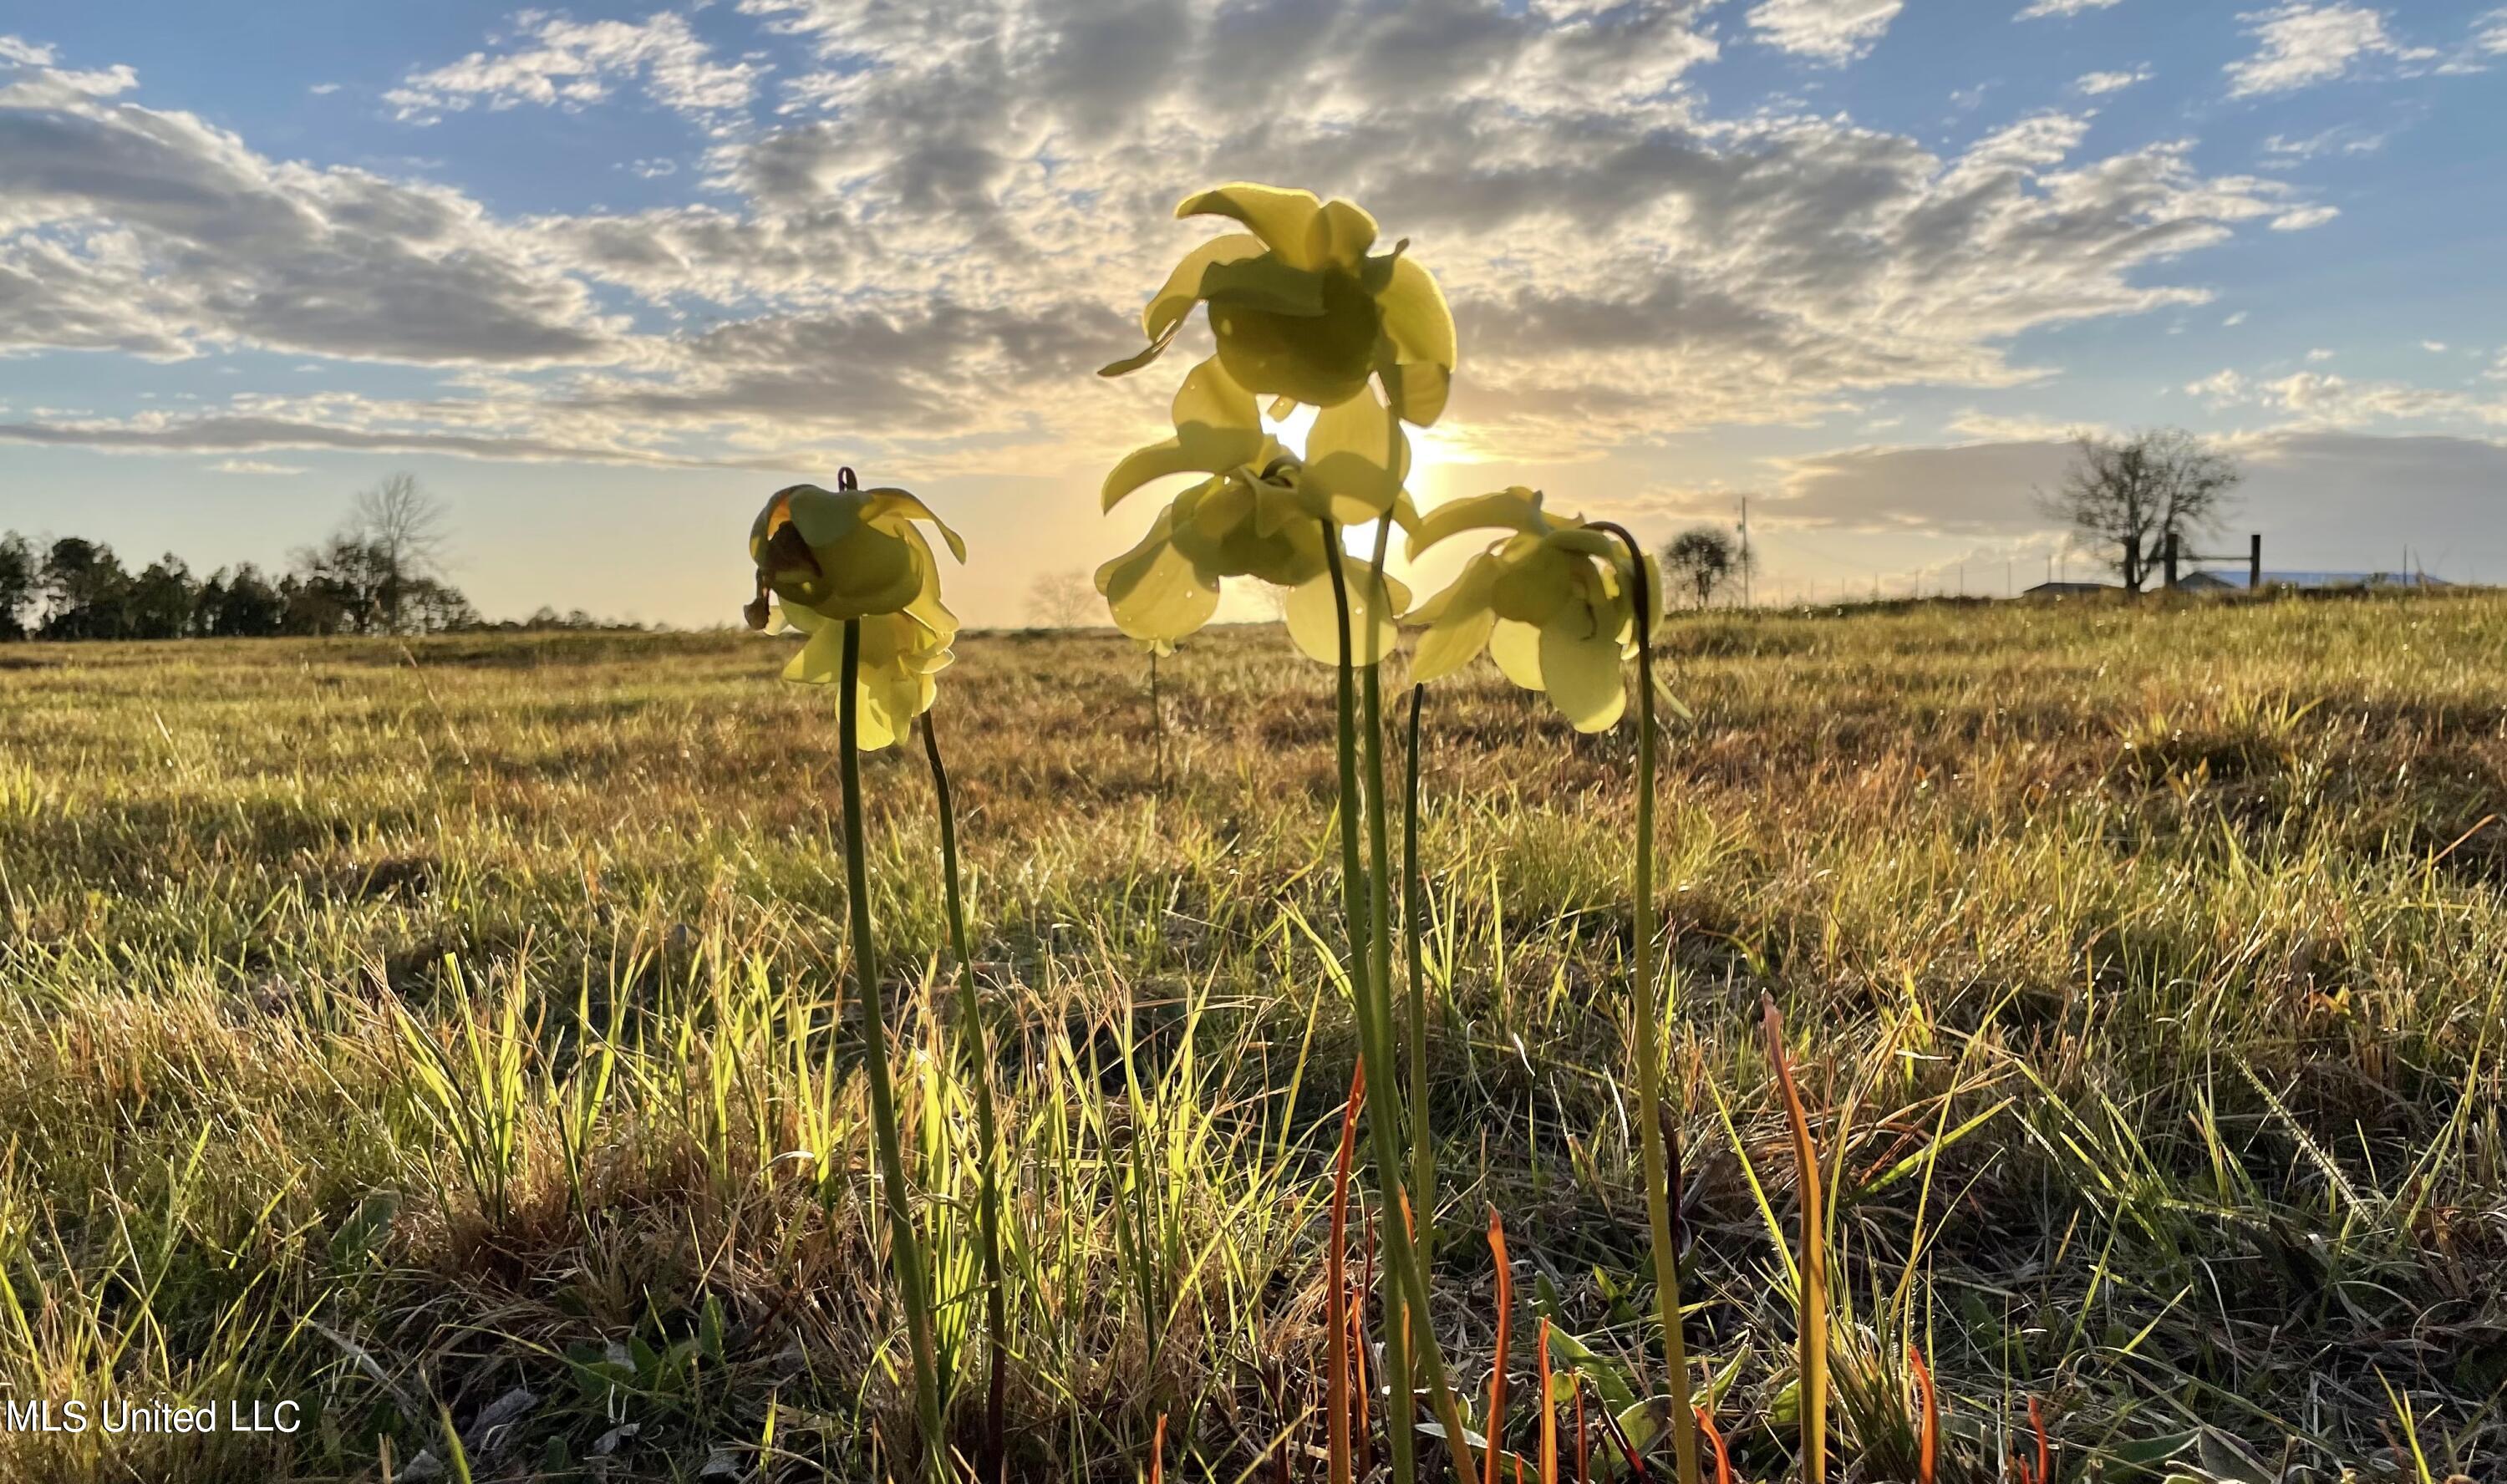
[1661,526,1748,607]
[350,473,452,632]
[1026,568,1096,628]
[2038,429,2240,592]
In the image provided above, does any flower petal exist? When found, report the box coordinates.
[1302,384,1410,524]
[1407,488,1546,559]
[1145,232,1266,342]
[1538,614,1627,733]
[1096,506,1223,642]
[1488,617,1544,692]
[1102,357,1269,511]
[1177,184,1325,267]
[1306,197,1380,271]
[1410,556,1498,682]
[1376,255,1457,372]
[781,621,847,685]
[782,485,864,549]
[1284,567,1402,667]
[861,489,966,562]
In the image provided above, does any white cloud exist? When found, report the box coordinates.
[2188,362,2506,426]
[0,8,2337,475]
[308,82,340,96]
[2305,347,2334,362]
[1748,0,1904,63]
[2423,340,2448,352]
[2260,122,2393,164]
[2269,203,2341,230]
[2186,368,2247,404]
[2224,311,2250,327]
[2016,0,2123,18]
[2075,64,2153,94]
[2224,4,2434,97]
[2477,8,2507,54]
[1946,409,2100,442]
[210,457,307,474]
[385,12,765,125]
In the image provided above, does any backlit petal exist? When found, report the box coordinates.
[1410,556,1498,682]
[1302,385,1410,524]
[1407,488,1546,558]
[1177,184,1325,267]
[1284,567,1403,667]
[861,489,966,562]
[1539,616,1627,733]
[1096,508,1223,642]
[1102,357,1269,511]
[1488,618,1544,691]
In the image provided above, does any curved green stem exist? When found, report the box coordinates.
[839,618,948,1480]
[1589,523,1698,1484]
[1321,529,1476,1484]
[923,710,1008,1484]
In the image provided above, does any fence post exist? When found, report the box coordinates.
[2250,533,2261,592]
[2163,532,2179,591]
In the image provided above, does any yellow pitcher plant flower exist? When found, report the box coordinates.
[1101,183,1457,429]
[738,465,959,1478]
[1406,487,1665,733]
[1097,182,1481,1484]
[745,472,964,750]
[1096,353,1414,665]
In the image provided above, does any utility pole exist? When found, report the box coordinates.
[1737,497,1752,610]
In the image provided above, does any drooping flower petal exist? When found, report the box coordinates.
[1538,611,1628,733]
[1408,488,1548,558]
[781,619,847,684]
[1096,506,1223,643]
[1375,255,1457,426]
[862,490,967,562]
[1488,617,1545,691]
[1302,384,1410,524]
[1283,567,1408,667]
[1102,357,1269,511]
[1410,555,1498,682]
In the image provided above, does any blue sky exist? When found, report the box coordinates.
[3,0,2503,623]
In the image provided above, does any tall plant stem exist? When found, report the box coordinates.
[922,710,1007,1484]
[1589,523,1697,1484]
[838,619,948,1481]
[1321,528,1477,1484]
[1357,516,1417,1384]
[1403,679,1433,1268]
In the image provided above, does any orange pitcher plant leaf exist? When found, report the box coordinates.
[1487,1207,1513,1484]
[1762,994,1828,1484]
[1909,1346,1939,1484]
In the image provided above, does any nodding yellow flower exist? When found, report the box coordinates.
[745,475,965,628]
[743,471,964,751]
[1097,353,1414,663]
[772,600,956,751]
[1406,487,1662,732]
[1101,183,1457,429]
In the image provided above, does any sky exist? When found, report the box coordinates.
[2,0,2503,626]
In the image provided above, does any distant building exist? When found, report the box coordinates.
[2173,570,2450,592]
[2021,580,2116,597]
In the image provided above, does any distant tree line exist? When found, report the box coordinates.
[0,473,638,642]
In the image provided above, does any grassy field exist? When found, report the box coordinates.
[3,591,2503,1482]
